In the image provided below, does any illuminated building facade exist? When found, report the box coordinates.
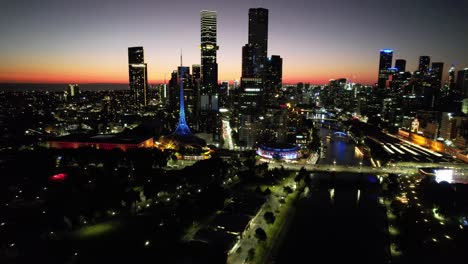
[244,8,269,78]
[418,55,431,76]
[449,65,456,93]
[128,46,148,107]
[378,49,393,89]
[68,84,79,97]
[265,55,283,104]
[240,77,263,114]
[257,144,300,160]
[48,134,154,151]
[200,10,218,94]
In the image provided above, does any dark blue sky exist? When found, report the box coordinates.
[1,0,467,84]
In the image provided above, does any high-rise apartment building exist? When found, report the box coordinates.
[200,10,218,94]
[128,46,148,107]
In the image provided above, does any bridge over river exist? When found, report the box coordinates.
[266,162,467,177]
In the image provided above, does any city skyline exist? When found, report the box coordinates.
[1,0,467,85]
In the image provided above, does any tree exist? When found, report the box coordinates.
[264,211,275,224]
[255,228,267,241]
[247,248,255,260]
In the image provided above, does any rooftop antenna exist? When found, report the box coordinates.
[180,49,183,67]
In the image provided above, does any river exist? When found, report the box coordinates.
[275,127,388,264]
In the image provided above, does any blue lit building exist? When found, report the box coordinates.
[378,49,393,89]
[257,144,301,160]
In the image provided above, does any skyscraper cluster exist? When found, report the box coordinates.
[126,7,283,145]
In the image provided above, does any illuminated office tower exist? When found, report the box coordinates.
[265,55,282,104]
[378,49,393,89]
[200,10,218,94]
[128,46,148,107]
[418,56,431,75]
[240,77,263,114]
[267,55,282,89]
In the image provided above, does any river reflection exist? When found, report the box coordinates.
[319,127,369,166]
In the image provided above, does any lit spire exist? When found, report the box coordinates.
[174,51,192,136]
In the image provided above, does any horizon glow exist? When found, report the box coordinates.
[1,0,467,85]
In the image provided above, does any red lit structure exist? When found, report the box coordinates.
[49,173,67,181]
[47,134,154,151]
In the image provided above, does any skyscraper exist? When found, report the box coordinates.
[242,8,269,78]
[449,65,456,88]
[265,55,283,104]
[463,69,468,98]
[128,46,148,107]
[200,10,218,94]
[378,49,393,89]
[242,44,254,78]
[178,66,196,121]
[431,62,444,87]
[240,8,270,115]
[418,56,431,75]
[395,59,406,72]
[192,64,201,81]
[456,69,465,97]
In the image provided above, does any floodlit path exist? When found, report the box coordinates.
[226,176,297,264]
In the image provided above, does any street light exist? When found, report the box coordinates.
[359,161,362,169]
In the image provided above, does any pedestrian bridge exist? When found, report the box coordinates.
[333,131,348,138]
[266,162,468,176]
[267,163,410,175]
